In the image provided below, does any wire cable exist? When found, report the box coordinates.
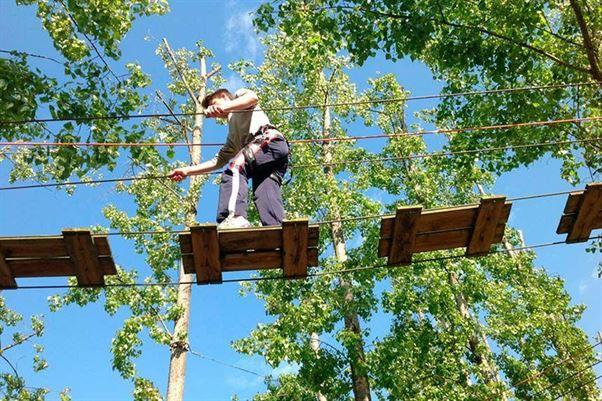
[6,236,600,290]
[0,82,599,125]
[188,349,272,381]
[552,374,601,401]
[2,116,599,148]
[0,186,590,235]
[540,359,602,398]
[2,137,599,191]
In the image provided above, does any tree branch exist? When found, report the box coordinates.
[569,0,601,81]
[57,0,121,83]
[198,65,222,99]
[333,5,593,76]
[0,49,63,65]
[204,65,222,80]
[154,91,194,162]
[162,38,199,105]
[540,12,583,49]
[0,332,37,353]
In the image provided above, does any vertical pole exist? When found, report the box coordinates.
[320,81,371,400]
[166,55,207,401]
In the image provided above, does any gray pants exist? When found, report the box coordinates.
[217,136,289,226]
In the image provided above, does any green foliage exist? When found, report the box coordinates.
[0,298,63,400]
[255,0,602,183]
[229,28,600,400]
[17,0,169,61]
[2,0,168,183]
[2,0,172,398]
[48,41,225,397]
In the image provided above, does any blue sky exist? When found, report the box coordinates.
[1,0,600,400]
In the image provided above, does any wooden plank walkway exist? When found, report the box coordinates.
[179,219,320,284]
[379,196,512,265]
[0,229,117,288]
[557,183,602,243]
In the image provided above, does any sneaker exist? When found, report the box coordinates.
[217,215,251,230]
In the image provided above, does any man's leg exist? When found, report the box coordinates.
[251,137,289,226]
[216,152,249,224]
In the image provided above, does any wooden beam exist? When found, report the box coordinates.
[0,244,16,289]
[563,191,585,214]
[466,196,507,256]
[8,256,114,277]
[190,225,222,284]
[282,219,309,278]
[222,250,282,271]
[62,229,104,286]
[0,237,68,258]
[220,226,282,252]
[566,183,602,243]
[388,206,422,265]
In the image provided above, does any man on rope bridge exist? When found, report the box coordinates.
[168,88,289,229]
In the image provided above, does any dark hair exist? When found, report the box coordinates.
[201,88,234,108]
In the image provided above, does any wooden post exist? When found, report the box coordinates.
[190,225,222,284]
[566,183,602,243]
[0,244,16,289]
[388,206,422,265]
[166,43,207,401]
[62,229,104,286]
[320,89,371,401]
[466,196,506,256]
[282,219,309,278]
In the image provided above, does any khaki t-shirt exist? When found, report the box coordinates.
[213,88,271,168]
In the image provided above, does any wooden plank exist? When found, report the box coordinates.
[563,192,584,214]
[0,237,67,258]
[62,230,104,286]
[307,247,319,267]
[0,244,16,289]
[557,211,602,234]
[419,207,477,232]
[181,254,195,275]
[92,236,117,274]
[414,229,471,253]
[378,217,393,257]
[566,183,602,243]
[94,236,111,256]
[466,197,506,256]
[380,202,511,257]
[190,225,222,284]
[308,225,320,248]
[282,219,309,278]
[388,206,422,265]
[7,256,115,278]
[222,249,319,273]
[222,251,282,271]
[9,258,74,277]
[493,203,512,242]
[220,226,282,253]
[379,206,478,256]
[557,214,573,234]
[179,233,194,274]
[179,233,193,255]
[380,205,481,238]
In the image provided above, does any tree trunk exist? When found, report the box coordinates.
[321,97,371,401]
[166,56,207,401]
[569,0,602,81]
[310,333,328,401]
[448,270,503,387]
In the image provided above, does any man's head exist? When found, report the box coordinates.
[202,88,234,118]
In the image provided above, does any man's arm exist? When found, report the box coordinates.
[205,90,259,117]
[168,158,218,181]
